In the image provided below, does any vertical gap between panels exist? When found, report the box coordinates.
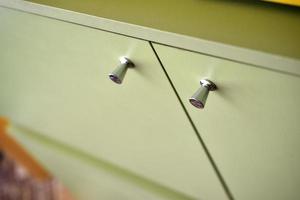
[149,41,235,200]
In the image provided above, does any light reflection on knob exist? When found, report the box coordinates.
[109,57,135,84]
[189,79,217,109]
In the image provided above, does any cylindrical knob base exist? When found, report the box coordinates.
[189,86,209,109]
[108,57,134,84]
[189,79,217,109]
[109,63,128,84]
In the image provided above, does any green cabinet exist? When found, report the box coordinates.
[153,43,300,200]
[0,7,228,200]
[1,1,299,199]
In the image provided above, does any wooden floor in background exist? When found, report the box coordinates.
[0,117,75,200]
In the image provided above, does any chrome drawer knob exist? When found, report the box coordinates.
[189,79,217,109]
[109,57,135,84]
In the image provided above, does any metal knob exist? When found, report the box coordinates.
[189,79,217,109]
[109,57,135,84]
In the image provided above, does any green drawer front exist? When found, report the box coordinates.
[153,43,300,200]
[0,7,228,200]
[7,125,172,200]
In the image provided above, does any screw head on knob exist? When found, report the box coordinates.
[189,79,217,109]
[109,57,135,84]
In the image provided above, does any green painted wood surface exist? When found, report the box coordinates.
[0,7,228,200]
[153,43,300,200]
[26,0,300,59]
[7,125,190,200]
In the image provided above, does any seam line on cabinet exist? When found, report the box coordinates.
[149,41,235,200]
[1,5,299,78]
[150,42,300,78]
